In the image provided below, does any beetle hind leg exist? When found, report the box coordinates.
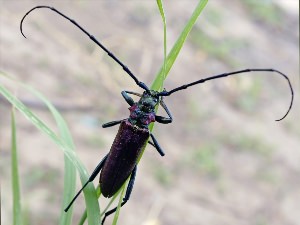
[101,165,137,225]
[149,133,165,156]
[64,154,108,212]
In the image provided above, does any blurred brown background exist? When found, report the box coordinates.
[0,1,299,225]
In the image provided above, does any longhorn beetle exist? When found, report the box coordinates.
[20,5,294,225]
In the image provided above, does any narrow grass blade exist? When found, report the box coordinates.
[24,86,77,225]
[112,181,127,225]
[22,82,101,224]
[151,0,208,91]
[79,183,123,225]
[156,0,167,81]
[100,192,119,218]
[26,88,100,225]
[78,186,102,225]
[11,108,23,225]
[138,0,208,164]
[0,74,100,225]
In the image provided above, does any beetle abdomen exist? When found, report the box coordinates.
[100,120,149,197]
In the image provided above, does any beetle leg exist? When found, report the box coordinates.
[150,133,165,156]
[64,154,108,212]
[155,115,172,124]
[101,166,137,225]
[148,140,155,147]
[148,140,165,156]
[121,91,134,106]
[155,99,173,124]
[125,90,143,97]
[121,90,142,106]
[102,119,124,128]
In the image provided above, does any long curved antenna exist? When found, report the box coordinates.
[158,69,294,121]
[20,5,150,91]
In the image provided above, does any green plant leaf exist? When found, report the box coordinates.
[11,108,23,225]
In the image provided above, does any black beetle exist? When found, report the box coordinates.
[20,5,294,225]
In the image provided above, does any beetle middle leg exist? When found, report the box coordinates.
[149,133,165,156]
[101,165,137,225]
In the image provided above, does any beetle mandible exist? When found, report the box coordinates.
[20,5,294,225]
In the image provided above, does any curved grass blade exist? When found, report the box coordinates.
[26,87,77,225]
[11,108,23,225]
[0,73,100,225]
[23,86,101,225]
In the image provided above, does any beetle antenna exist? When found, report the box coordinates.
[158,69,294,121]
[20,5,150,92]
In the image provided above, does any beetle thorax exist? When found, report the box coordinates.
[128,91,159,128]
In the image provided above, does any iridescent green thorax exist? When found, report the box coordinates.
[128,91,160,128]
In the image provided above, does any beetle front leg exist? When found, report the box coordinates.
[155,99,173,124]
[101,165,137,225]
[121,90,142,106]
[102,119,124,128]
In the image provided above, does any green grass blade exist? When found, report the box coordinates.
[78,210,88,225]
[79,183,123,225]
[78,186,102,225]
[112,181,127,225]
[148,0,208,144]
[0,74,100,225]
[27,89,77,225]
[60,155,77,225]
[156,0,167,81]
[138,0,208,164]
[11,108,23,225]
[151,0,208,91]
[22,84,100,224]
[100,192,119,217]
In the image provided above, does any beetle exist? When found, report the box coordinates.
[20,5,294,225]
